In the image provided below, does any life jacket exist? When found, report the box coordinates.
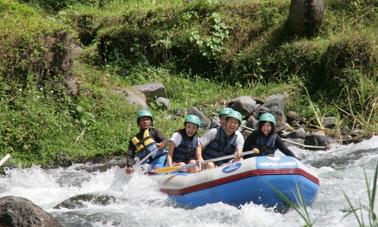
[255,133,277,156]
[172,129,198,163]
[131,129,160,162]
[203,127,237,163]
[131,129,155,154]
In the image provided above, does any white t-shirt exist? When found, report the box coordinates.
[170,132,200,147]
[199,127,244,151]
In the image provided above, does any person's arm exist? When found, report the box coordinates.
[167,141,175,167]
[154,128,166,149]
[199,128,217,148]
[126,141,136,174]
[243,131,259,158]
[196,144,204,162]
[276,136,296,158]
[166,132,182,166]
[234,131,245,159]
[243,131,257,151]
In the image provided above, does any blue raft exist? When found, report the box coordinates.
[152,156,319,209]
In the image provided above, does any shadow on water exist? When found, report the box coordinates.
[307,148,378,169]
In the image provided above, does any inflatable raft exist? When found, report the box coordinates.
[151,156,319,209]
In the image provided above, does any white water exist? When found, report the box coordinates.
[1,136,378,227]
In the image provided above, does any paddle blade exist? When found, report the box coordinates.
[0,154,11,167]
[154,165,182,174]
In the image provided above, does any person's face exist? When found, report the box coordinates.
[220,115,227,128]
[261,122,272,136]
[225,118,239,134]
[139,116,152,129]
[185,122,198,137]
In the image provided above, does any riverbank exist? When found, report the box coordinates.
[0,0,377,167]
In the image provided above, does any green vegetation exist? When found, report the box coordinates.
[0,0,377,166]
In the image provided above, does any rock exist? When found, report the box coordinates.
[286,111,300,124]
[229,96,258,116]
[114,87,148,108]
[55,152,72,167]
[322,116,337,128]
[255,97,286,132]
[245,115,258,130]
[134,82,167,98]
[187,107,211,130]
[0,196,62,227]
[282,127,306,139]
[54,194,116,209]
[304,133,336,148]
[156,97,170,109]
[43,31,74,81]
[210,116,221,129]
[64,75,79,96]
[288,0,325,36]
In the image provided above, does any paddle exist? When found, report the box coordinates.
[135,144,159,166]
[154,149,260,174]
[0,154,11,167]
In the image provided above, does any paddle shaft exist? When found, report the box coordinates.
[0,154,11,167]
[155,149,259,174]
[202,149,258,164]
[136,146,159,165]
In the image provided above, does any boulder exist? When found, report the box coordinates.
[156,97,170,110]
[54,194,116,209]
[255,96,286,132]
[187,107,211,130]
[0,196,61,227]
[282,127,306,139]
[229,96,258,116]
[322,116,337,128]
[114,87,148,108]
[304,133,336,148]
[288,0,325,36]
[134,82,167,98]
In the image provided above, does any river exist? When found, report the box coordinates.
[1,136,378,227]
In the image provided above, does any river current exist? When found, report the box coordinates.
[1,136,378,227]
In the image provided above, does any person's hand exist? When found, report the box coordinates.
[156,142,165,149]
[196,159,204,171]
[234,151,242,160]
[125,167,134,174]
[252,148,260,154]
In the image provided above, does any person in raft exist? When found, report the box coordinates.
[166,114,202,173]
[125,109,167,174]
[243,112,297,158]
[217,107,234,129]
[197,110,245,168]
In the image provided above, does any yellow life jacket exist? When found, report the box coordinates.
[131,129,155,153]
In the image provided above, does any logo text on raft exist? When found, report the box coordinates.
[222,162,242,173]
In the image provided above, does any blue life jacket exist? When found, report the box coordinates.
[255,133,278,156]
[203,127,237,165]
[172,129,198,163]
